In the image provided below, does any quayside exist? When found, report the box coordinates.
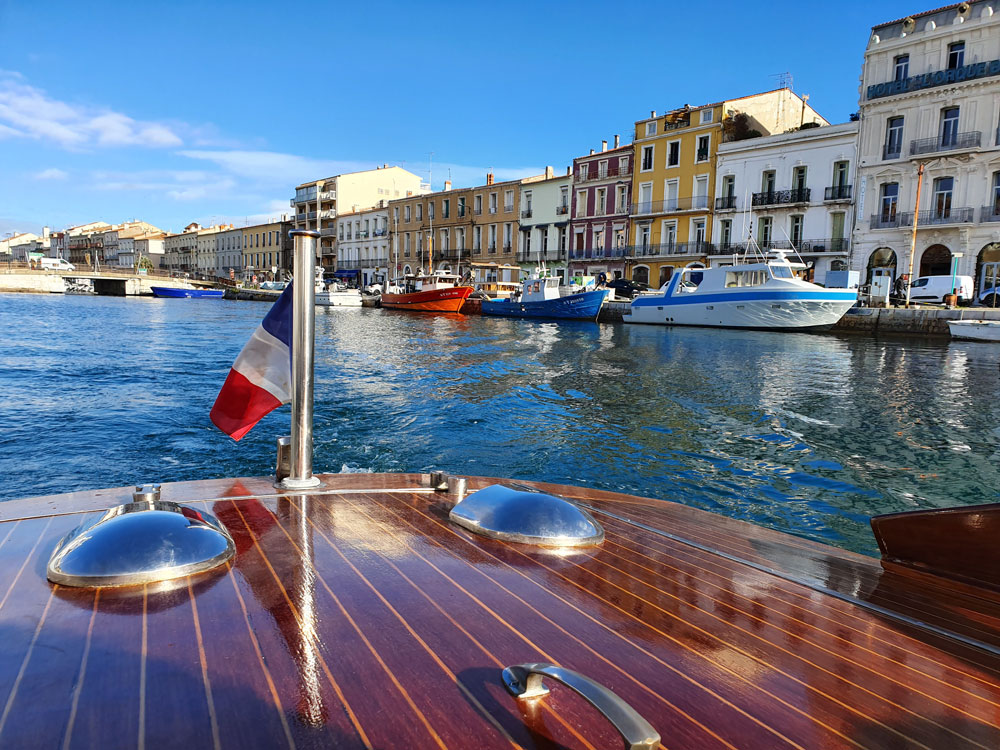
[3,472,1000,749]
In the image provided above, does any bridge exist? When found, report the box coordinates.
[0,266,219,296]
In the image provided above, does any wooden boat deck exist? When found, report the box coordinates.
[1,473,999,749]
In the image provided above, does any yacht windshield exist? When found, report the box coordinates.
[769,265,794,279]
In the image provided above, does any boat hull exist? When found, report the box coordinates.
[381,286,473,312]
[481,289,609,320]
[316,290,363,307]
[150,286,224,299]
[948,320,1000,341]
[625,291,856,329]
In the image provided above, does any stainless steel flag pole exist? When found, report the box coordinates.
[278,230,321,489]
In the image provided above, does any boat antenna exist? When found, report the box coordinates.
[776,223,808,267]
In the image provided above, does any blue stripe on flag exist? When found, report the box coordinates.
[261,282,293,348]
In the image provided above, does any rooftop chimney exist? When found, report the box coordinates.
[589,149,595,155]
[601,140,608,152]
[545,166,554,179]
[614,134,620,148]
[486,172,494,185]
[444,180,452,191]
[651,110,656,118]
[567,166,572,175]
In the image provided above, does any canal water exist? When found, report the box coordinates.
[2,293,998,556]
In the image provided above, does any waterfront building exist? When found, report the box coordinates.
[132,234,166,269]
[195,225,232,277]
[629,90,828,288]
[163,223,201,273]
[290,166,427,270]
[242,220,293,281]
[335,204,391,287]
[568,139,632,280]
[519,167,572,281]
[852,1,1000,297]
[470,173,523,269]
[103,222,163,267]
[214,227,244,280]
[5,230,51,262]
[710,121,858,285]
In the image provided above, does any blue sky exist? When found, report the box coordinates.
[0,0,923,236]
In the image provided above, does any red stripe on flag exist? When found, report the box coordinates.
[210,368,283,441]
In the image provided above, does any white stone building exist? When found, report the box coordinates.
[336,204,390,287]
[710,121,858,285]
[518,168,572,281]
[291,166,428,270]
[214,227,244,280]
[852,1,1000,296]
[196,225,231,277]
[134,236,166,268]
[164,224,201,272]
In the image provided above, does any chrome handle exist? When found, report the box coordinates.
[501,662,660,750]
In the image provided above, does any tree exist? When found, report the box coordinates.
[722,113,763,142]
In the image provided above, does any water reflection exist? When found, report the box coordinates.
[2,295,1000,555]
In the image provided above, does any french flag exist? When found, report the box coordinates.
[210,284,293,441]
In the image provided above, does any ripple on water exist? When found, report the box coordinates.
[3,295,1000,556]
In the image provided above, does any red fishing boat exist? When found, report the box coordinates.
[381,270,473,313]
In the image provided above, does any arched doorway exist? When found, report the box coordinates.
[865,247,896,284]
[632,265,649,285]
[976,243,1000,302]
[658,265,673,287]
[919,244,951,276]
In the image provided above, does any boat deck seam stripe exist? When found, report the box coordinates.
[586,504,1000,659]
[188,577,222,750]
[60,589,100,750]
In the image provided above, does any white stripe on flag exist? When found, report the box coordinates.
[232,324,292,404]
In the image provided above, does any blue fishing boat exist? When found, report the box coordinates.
[481,272,609,321]
[151,286,225,299]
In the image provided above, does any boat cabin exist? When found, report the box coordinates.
[513,274,562,304]
[470,263,521,299]
[391,269,462,294]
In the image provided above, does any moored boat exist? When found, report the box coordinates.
[948,319,1000,341]
[150,286,224,299]
[624,251,856,329]
[381,270,473,313]
[315,285,364,307]
[481,270,609,321]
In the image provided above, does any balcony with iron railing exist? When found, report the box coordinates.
[521,208,532,219]
[517,249,566,262]
[577,164,631,182]
[631,196,710,215]
[474,207,483,215]
[627,241,714,258]
[824,185,852,201]
[373,228,388,237]
[715,195,737,211]
[981,204,1000,223]
[555,204,569,215]
[899,207,975,226]
[503,205,514,213]
[870,212,903,229]
[910,131,981,157]
[503,243,512,252]
[752,188,810,207]
[570,246,628,260]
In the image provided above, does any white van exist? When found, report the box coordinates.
[908,275,972,304]
[39,258,75,272]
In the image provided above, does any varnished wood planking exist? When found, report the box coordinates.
[2,477,1000,748]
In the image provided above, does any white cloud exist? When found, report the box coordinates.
[0,71,183,150]
[34,168,68,180]
[90,169,239,202]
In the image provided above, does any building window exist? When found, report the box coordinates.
[667,141,680,167]
[880,182,899,221]
[761,170,776,194]
[894,54,909,81]
[664,180,678,211]
[940,107,960,147]
[792,166,807,200]
[616,185,628,213]
[504,190,514,212]
[417,234,423,254]
[457,197,465,217]
[993,172,1000,213]
[790,215,803,247]
[948,41,965,70]
[645,121,656,136]
[722,174,735,198]
[474,195,482,215]
[473,226,482,251]
[416,203,422,220]
[427,201,434,220]
[338,225,344,240]
[405,205,411,222]
[442,199,450,219]
[618,156,629,174]
[503,223,512,250]
[489,224,497,251]
[885,116,904,158]
[700,109,713,124]
[641,145,654,171]
[393,207,399,223]
[579,163,588,180]
[662,221,676,247]
[597,161,608,179]
[541,228,548,255]
[720,219,732,247]
[577,189,587,216]
[523,229,532,256]
[489,193,498,214]
[696,135,709,162]
[833,161,849,187]
[692,219,706,245]
[758,217,772,246]
[933,176,954,219]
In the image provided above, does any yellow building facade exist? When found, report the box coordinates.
[628,89,827,287]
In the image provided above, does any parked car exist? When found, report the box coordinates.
[607,278,649,299]
[979,287,1000,307]
[907,274,972,304]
